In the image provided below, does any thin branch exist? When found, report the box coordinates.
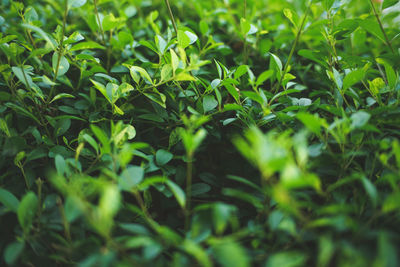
[164,0,178,36]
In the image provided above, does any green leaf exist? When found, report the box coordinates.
[184,31,198,44]
[17,192,38,234]
[213,203,236,234]
[161,64,172,81]
[128,66,153,84]
[284,8,298,28]
[0,188,20,212]
[52,52,70,77]
[144,92,166,108]
[351,110,370,128]
[342,68,365,91]
[383,0,398,9]
[4,241,24,265]
[199,20,209,35]
[120,165,145,190]
[212,241,250,267]
[297,112,325,136]
[170,49,179,73]
[178,30,191,49]
[224,83,239,103]
[270,52,283,78]
[5,103,41,124]
[82,134,99,153]
[166,180,186,208]
[91,124,111,154]
[70,41,105,51]
[240,18,250,35]
[155,35,167,54]
[203,95,218,113]
[90,79,110,102]
[361,176,378,207]
[68,0,87,8]
[12,66,34,87]
[256,70,274,86]
[50,93,75,103]
[175,72,196,81]
[156,149,173,166]
[180,239,212,267]
[55,154,67,176]
[266,251,307,267]
[14,151,26,166]
[22,24,56,49]
[377,59,397,89]
[234,65,248,80]
[102,13,123,31]
[359,17,386,43]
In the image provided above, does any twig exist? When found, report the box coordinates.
[164,0,178,36]
[368,0,395,54]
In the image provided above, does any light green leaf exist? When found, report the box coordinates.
[102,13,123,31]
[82,134,99,154]
[266,251,307,267]
[359,17,386,43]
[17,192,38,233]
[224,83,239,103]
[55,154,66,176]
[297,112,325,136]
[178,30,191,49]
[90,79,110,102]
[203,95,218,113]
[120,165,144,190]
[91,124,111,154]
[184,31,198,44]
[50,93,75,103]
[361,176,378,207]
[68,0,87,8]
[284,8,298,28]
[156,149,173,166]
[212,241,250,267]
[155,35,167,54]
[129,66,153,84]
[234,65,248,80]
[383,0,399,9]
[144,92,166,108]
[70,41,105,51]
[342,68,365,91]
[351,110,370,128]
[175,72,196,81]
[52,52,70,77]
[166,180,186,208]
[170,49,179,73]
[22,24,56,49]
[12,66,34,87]
[377,59,397,89]
[161,64,172,81]
[240,18,251,35]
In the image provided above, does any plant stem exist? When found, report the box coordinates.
[273,0,312,94]
[49,0,68,102]
[244,0,247,19]
[93,0,106,43]
[57,197,72,243]
[368,0,395,54]
[164,0,178,36]
[184,153,193,231]
[18,163,30,189]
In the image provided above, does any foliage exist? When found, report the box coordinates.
[0,0,399,266]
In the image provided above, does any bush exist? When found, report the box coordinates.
[0,0,399,266]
